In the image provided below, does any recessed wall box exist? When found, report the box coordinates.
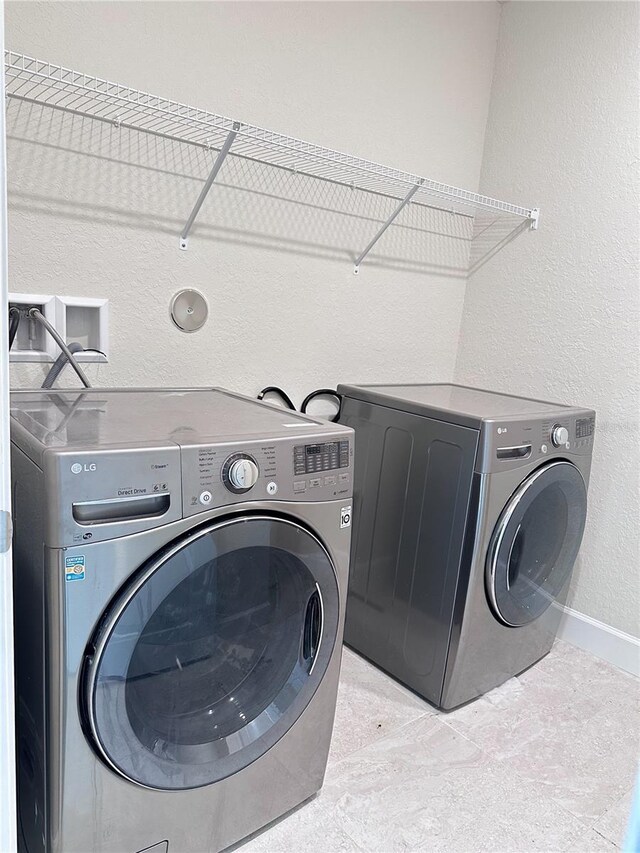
[56,297,109,363]
[8,293,58,362]
[8,294,109,363]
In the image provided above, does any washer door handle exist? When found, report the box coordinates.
[302,584,324,674]
[505,523,522,591]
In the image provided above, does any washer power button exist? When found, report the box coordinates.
[266,482,278,495]
[199,490,213,506]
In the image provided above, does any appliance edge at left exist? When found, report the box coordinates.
[0,4,19,852]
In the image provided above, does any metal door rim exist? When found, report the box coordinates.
[486,460,586,627]
[82,513,338,789]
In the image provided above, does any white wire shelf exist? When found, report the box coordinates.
[4,50,539,271]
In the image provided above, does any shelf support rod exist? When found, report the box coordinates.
[353,179,424,274]
[179,123,240,250]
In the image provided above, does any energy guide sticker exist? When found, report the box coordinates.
[65,555,85,582]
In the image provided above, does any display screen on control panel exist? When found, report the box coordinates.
[294,441,349,475]
[576,417,595,439]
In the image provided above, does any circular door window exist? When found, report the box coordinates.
[486,461,587,627]
[82,515,339,790]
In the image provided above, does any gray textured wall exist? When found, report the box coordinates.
[6,1,500,406]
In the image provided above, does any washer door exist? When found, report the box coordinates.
[82,515,339,790]
[486,461,587,627]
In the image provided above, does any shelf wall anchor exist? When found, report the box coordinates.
[353,179,424,274]
[179,122,240,250]
[529,208,540,230]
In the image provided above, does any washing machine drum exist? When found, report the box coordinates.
[486,460,587,628]
[81,515,339,790]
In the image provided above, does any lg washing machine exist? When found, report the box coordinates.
[338,382,594,710]
[10,387,354,853]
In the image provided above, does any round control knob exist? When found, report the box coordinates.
[225,456,259,492]
[551,425,569,447]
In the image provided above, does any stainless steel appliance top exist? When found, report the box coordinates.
[10,387,346,460]
[10,388,355,547]
[337,382,594,428]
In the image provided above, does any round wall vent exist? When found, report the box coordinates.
[170,289,208,333]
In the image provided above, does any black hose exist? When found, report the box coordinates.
[257,386,297,411]
[8,307,20,349]
[42,342,85,389]
[300,388,342,422]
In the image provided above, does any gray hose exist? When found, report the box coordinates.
[8,307,20,349]
[28,308,91,388]
[42,341,85,389]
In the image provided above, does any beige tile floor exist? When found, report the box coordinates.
[243,641,640,853]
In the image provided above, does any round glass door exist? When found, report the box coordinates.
[486,461,587,627]
[82,515,339,790]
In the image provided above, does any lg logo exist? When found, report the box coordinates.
[71,462,97,474]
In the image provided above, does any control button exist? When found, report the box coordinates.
[229,458,259,489]
[309,478,322,488]
[324,475,337,486]
[339,473,350,483]
[541,444,548,454]
[266,481,278,495]
[551,424,569,447]
[565,441,571,449]
[293,480,306,492]
[199,490,212,505]
[223,455,260,492]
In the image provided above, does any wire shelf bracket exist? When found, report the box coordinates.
[353,179,424,274]
[179,124,239,250]
[3,51,540,271]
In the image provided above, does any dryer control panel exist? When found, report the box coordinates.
[477,410,596,474]
[180,433,354,517]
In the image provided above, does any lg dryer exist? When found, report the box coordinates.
[10,387,354,853]
[338,382,594,710]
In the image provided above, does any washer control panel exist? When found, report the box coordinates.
[180,433,353,516]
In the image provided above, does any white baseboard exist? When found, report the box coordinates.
[557,606,640,678]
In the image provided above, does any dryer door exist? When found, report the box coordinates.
[81,515,339,790]
[486,461,587,627]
